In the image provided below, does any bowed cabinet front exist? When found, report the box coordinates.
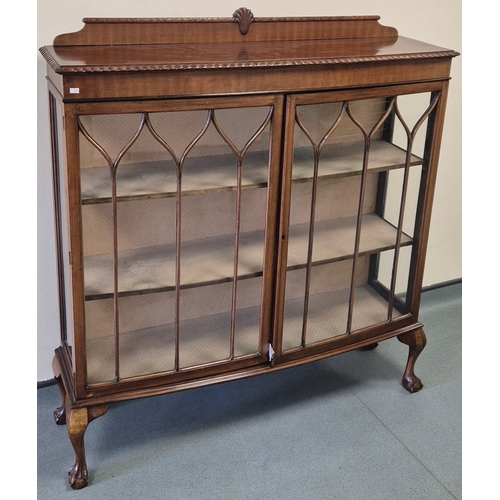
[41,10,458,489]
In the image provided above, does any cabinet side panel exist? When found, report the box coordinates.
[49,92,75,370]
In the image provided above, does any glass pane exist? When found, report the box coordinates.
[283,99,385,350]
[51,94,74,368]
[178,107,270,367]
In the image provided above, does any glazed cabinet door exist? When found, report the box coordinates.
[70,95,283,391]
[274,83,447,361]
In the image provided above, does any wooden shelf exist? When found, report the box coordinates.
[291,139,421,181]
[81,149,269,204]
[282,284,402,351]
[287,214,411,269]
[84,213,411,300]
[87,305,262,383]
[84,228,265,300]
[80,139,421,204]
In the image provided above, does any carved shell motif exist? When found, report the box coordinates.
[233,7,255,35]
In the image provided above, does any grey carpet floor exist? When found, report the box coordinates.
[37,284,461,499]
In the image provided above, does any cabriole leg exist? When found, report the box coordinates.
[67,404,108,490]
[52,353,108,488]
[67,407,90,489]
[397,327,427,393]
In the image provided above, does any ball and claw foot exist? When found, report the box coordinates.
[54,406,66,425]
[402,373,423,393]
[68,463,89,490]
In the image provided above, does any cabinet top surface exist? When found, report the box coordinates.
[40,10,458,74]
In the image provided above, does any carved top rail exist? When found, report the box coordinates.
[40,8,458,76]
[51,9,398,46]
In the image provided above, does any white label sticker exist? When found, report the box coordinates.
[69,88,80,94]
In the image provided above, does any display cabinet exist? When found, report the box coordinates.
[40,9,458,488]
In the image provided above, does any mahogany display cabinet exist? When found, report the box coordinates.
[40,9,458,489]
